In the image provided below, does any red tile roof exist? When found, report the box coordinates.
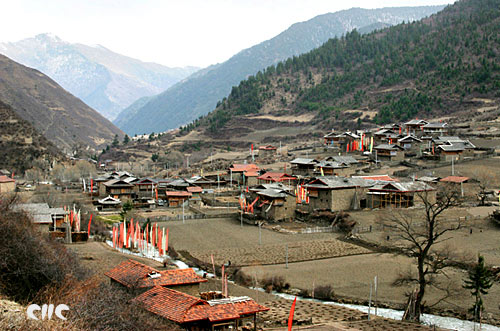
[0,175,15,183]
[133,286,205,323]
[105,260,206,288]
[259,145,276,150]
[133,286,269,324]
[440,176,469,183]
[257,172,296,182]
[186,186,203,193]
[230,164,260,173]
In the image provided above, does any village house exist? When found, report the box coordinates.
[0,175,16,193]
[12,203,68,233]
[186,186,203,206]
[258,145,277,158]
[134,178,158,198]
[381,123,403,133]
[373,144,405,162]
[433,136,476,161]
[96,195,122,211]
[105,259,207,296]
[366,181,436,208]
[323,130,337,146]
[404,119,428,136]
[290,158,318,176]
[257,172,297,185]
[251,185,296,222]
[132,286,269,331]
[186,176,218,190]
[228,164,260,186]
[102,178,135,202]
[304,177,359,212]
[398,135,423,151]
[423,122,449,136]
[326,132,360,151]
[315,160,352,177]
[165,191,192,207]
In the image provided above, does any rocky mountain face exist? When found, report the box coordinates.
[113,5,446,135]
[0,54,123,152]
[0,34,199,120]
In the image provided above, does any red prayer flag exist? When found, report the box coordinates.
[288,297,297,331]
[87,214,92,235]
[90,179,94,194]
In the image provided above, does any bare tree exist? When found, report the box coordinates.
[384,186,462,322]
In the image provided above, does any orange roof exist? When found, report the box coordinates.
[187,186,203,193]
[165,191,192,197]
[133,286,269,324]
[440,176,469,183]
[230,164,260,173]
[358,175,398,182]
[244,171,259,177]
[257,172,296,182]
[259,145,276,150]
[0,175,15,183]
[104,260,206,288]
[133,286,205,324]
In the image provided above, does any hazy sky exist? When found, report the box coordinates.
[1,0,455,68]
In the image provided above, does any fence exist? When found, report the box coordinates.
[351,215,482,234]
[300,226,336,234]
[144,212,238,223]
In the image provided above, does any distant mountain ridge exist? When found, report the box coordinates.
[113,5,446,135]
[0,34,199,120]
[0,54,123,152]
[195,0,500,136]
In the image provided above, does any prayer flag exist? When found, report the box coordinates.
[288,297,297,331]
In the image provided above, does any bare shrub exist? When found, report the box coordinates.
[0,195,87,302]
[261,275,290,293]
[313,285,334,300]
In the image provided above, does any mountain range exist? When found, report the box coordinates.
[0,54,123,152]
[0,34,199,120]
[113,5,446,135]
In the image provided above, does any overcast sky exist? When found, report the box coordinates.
[1,0,455,68]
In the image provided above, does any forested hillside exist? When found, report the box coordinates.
[114,6,445,135]
[193,0,499,135]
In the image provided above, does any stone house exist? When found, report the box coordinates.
[258,145,277,158]
[373,144,405,161]
[290,158,318,176]
[252,187,296,222]
[0,175,15,193]
[228,164,260,185]
[304,177,358,212]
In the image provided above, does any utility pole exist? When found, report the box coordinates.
[285,244,288,269]
[258,222,262,245]
[451,157,455,176]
